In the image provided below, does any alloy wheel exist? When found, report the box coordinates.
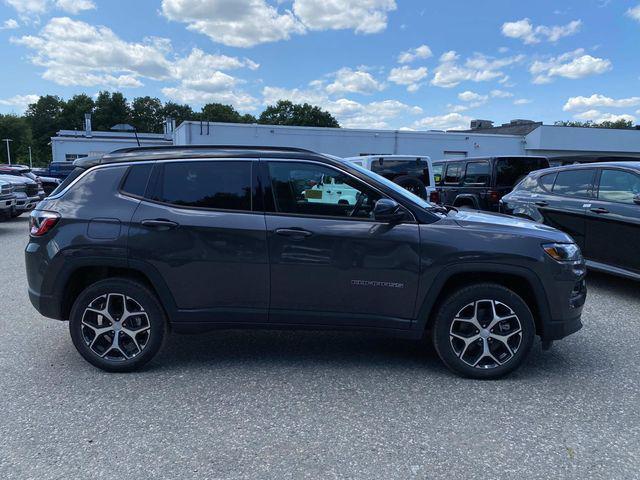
[449,299,523,369]
[80,293,151,361]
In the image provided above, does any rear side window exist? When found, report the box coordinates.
[552,169,596,198]
[464,161,490,185]
[444,163,462,184]
[539,172,557,192]
[598,169,640,204]
[121,164,153,197]
[49,167,85,196]
[154,161,252,211]
[516,175,539,192]
[432,163,444,184]
[495,157,550,188]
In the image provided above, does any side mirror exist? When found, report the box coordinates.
[634,194,640,205]
[373,198,405,223]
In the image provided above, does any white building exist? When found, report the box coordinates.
[173,121,640,161]
[51,114,173,163]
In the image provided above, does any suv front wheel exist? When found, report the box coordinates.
[432,283,535,379]
[69,278,167,372]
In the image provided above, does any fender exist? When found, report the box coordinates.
[413,262,552,335]
[453,194,480,208]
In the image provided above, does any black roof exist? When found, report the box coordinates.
[432,155,548,164]
[531,161,640,175]
[75,145,327,168]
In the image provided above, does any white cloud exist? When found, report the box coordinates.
[501,18,582,44]
[447,104,469,113]
[325,67,383,95]
[431,51,524,88]
[262,85,422,129]
[458,90,487,103]
[4,0,48,14]
[0,94,40,112]
[388,65,428,92]
[293,0,397,34]
[398,44,432,63]
[490,89,513,98]
[161,0,305,48]
[574,110,636,123]
[626,5,640,22]
[55,0,95,14]
[513,98,532,105]
[413,113,472,131]
[563,94,640,111]
[530,49,611,84]
[1,18,19,29]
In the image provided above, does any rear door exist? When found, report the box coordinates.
[263,159,421,329]
[539,168,596,249]
[128,159,269,324]
[442,162,463,205]
[461,160,490,209]
[584,168,640,273]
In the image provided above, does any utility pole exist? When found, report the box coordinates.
[2,138,12,165]
[28,146,33,169]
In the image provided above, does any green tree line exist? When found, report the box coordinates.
[0,91,339,166]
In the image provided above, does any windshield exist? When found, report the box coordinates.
[341,159,435,209]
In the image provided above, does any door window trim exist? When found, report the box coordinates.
[463,160,490,186]
[549,167,597,200]
[262,158,417,224]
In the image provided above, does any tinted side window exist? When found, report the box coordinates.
[552,169,595,198]
[517,175,540,192]
[121,164,153,197]
[432,163,444,184]
[495,157,550,187]
[154,161,252,211]
[540,172,557,192]
[464,161,490,185]
[268,162,382,219]
[598,169,640,204]
[444,163,462,184]
[50,167,85,196]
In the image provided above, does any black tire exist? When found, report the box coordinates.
[432,283,535,379]
[69,278,168,372]
[393,175,427,199]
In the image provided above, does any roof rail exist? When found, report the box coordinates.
[107,145,317,156]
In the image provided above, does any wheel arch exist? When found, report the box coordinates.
[453,194,479,208]
[415,264,551,338]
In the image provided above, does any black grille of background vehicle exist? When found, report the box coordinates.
[13,184,26,193]
[26,184,39,196]
[1,184,12,194]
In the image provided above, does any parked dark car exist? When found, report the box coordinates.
[0,174,40,217]
[0,179,16,220]
[501,161,640,280]
[432,156,550,211]
[33,162,77,181]
[26,146,586,379]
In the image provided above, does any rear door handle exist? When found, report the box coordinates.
[590,208,609,214]
[535,201,549,207]
[141,219,179,230]
[275,228,313,238]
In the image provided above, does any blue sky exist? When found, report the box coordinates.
[0,0,639,130]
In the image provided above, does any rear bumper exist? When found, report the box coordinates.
[28,287,63,320]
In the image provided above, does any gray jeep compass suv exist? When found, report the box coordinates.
[25,146,586,379]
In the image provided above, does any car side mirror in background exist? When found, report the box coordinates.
[634,194,640,205]
[373,198,405,223]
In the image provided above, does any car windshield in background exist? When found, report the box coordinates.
[345,160,434,209]
[495,157,550,188]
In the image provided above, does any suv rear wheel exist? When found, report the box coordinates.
[432,283,535,379]
[393,175,427,199]
[69,278,167,372]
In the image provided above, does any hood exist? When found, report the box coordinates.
[447,209,573,243]
[0,174,36,185]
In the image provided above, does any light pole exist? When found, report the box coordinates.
[2,138,13,165]
[28,146,33,169]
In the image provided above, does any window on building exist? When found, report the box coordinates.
[598,169,640,204]
[153,161,252,211]
[268,162,382,219]
[444,163,463,184]
[552,169,596,198]
[464,161,490,185]
[64,154,88,162]
[444,151,467,159]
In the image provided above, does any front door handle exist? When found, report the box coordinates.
[590,208,609,214]
[535,201,549,207]
[275,228,313,238]
[141,219,179,230]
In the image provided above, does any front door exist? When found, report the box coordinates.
[263,160,421,329]
[128,159,269,323]
[584,168,640,273]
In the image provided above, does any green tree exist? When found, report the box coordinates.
[131,96,164,133]
[60,94,95,130]
[0,114,34,165]
[199,103,256,123]
[93,91,131,131]
[24,95,64,163]
[160,102,195,128]
[554,119,635,129]
[258,100,339,128]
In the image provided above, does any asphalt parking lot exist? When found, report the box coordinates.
[1,216,639,480]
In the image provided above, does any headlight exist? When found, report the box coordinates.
[542,243,582,262]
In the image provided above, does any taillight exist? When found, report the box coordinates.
[487,190,503,203]
[430,190,441,204]
[29,210,60,237]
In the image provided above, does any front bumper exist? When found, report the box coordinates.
[540,263,587,341]
[15,195,40,212]
[0,195,16,213]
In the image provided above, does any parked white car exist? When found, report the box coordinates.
[343,155,435,200]
[304,173,360,205]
